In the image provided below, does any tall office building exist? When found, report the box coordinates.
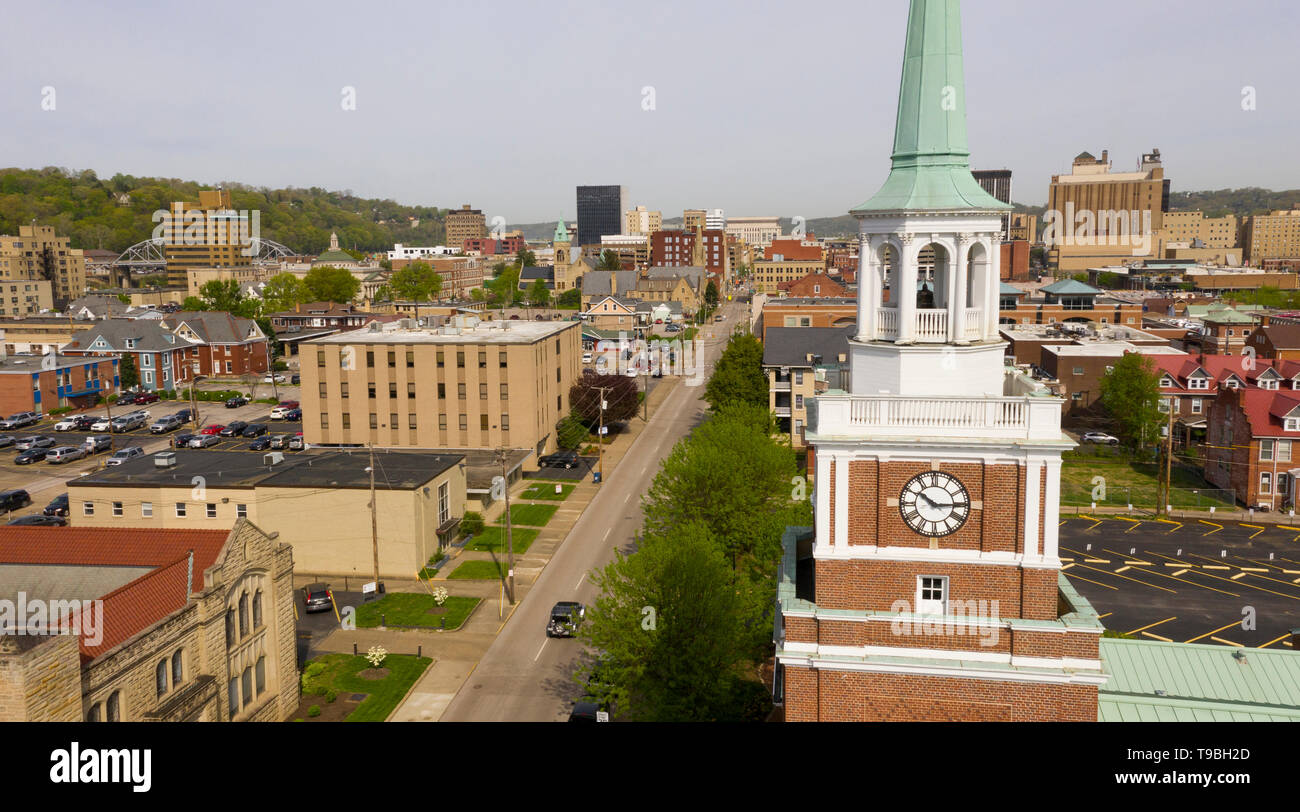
[683,209,707,232]
[576,186,626,247]
[160,189,252,288]
[624,205,662,236]
[1242,207,1300,263]
[706,208,726,230]
[1046,149,1169,272]
[0,224,78,308]
[445,204,487,250]
[972,169,1012,204]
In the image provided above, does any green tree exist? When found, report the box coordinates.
[704,279,719,310]
[116,293,130,305]
[390,261,441,320]
[515,248,537,268]
[119,353,139,389]
[555,287,581,309]
[181,296,206,311]
[569,370,638,423]
[1099,351,1163,450]
[598,250,622,270]
[261,272,306,313]
[469,287,486,303]
[527,278,550,307]
[556,411,589,449]
[198,279,244,313]
[703,333,767,412]
[302,265,360,303]
[576,521,749,722]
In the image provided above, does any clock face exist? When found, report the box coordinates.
[899,472,970,537]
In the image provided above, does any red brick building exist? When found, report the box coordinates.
[777,272,847,298]
[1205,386,1300,510]
[760,298,857,341]
[161,312,269,379]
[650,229,693,267]
[1245,323,1300,361]
[0,354,119,414]
[462,236,525,255]
[1000,239,1031,281]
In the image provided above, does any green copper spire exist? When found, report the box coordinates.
[853,0,1011,213]
[554,218,569,243]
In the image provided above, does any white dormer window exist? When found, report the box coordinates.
[1224,378,1240,389]
[1187,377,1209,390]
[1261,380,1280,390]
[1159,377,1174,388]
[124,339,136,349]
[1287,418,1300,432]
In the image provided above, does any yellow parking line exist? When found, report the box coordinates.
[1211,636,1244,647]
[1128,617,1177,635]
[1239,567,1267,573]
[1199,520,1223,535]
[1259,633,1293,649]
[1098,612,1112,619]
[1116,566,1130,573]
[1202,565,1230,570]
[1061,571,1120,590]
[1240,523,1266,539]
[1070,562,1175,593]
[1141,631,1173,642]
[1154,518,1182,534]
[1230,572,1248,580]
[1079,515,1102,531]
[1171,569,1189,576]
[1084,558,1110,564]
[1186,621,1242,643]
[1061,563,1075,570]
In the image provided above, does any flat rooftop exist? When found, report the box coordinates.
[304,318,577,345]
[75,449,464,491]
[1042,343,1187,358]
[999,324,1166,343]
[0,354,108,373]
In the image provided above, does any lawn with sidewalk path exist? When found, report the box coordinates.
[519,481,575,501]
[464,526,539,554]
[297,652,431,722]
[354,592,481,630]
[448,559,508,580]
[494,503,559,527]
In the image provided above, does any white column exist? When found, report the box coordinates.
[814,448,832,552]
[1024,459,1042,561]
[1042,457,1062,562]
[985,238,1001,339]
[953,235,972,343]
[855,236,873,342]
[834,454,849,549]
[896,236,918,343]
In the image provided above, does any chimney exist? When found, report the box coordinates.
[1101,149,1109,164]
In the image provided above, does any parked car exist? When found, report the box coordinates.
[284,408,302,421]
[288,434,305,450]
[269,434,291,449]
[241,423,268,437]
[581,353,593,364]
[110,414,145,433]
[248,435,272,451]
[174,409,193,423]
[189,434,219,448]
[14,449,48,465]
[219,421,248,437]
[130,392,160,405]
[1081,432,1120,446]
[46,446,87,464]
[290,374,300,385]
[0,436,13,448]
[150,414,183,433]
[105,446,145,466]
[546,602,585,638]
[199,424,225,436]
[7,514,67,527]
[665,324,682,333]
[0,412,40,430]
[53,416,80,431]
[43,493,69,517]
[173,433,197,449]
[225,396,248,409]
[15,435,54,450]
[0,489,32,513]
[72,414,99,430]
[90,416,114,432]
[84,435,113,454]
[539,450,580,469]
[714,314,724,322]
[263,374,286,384]
[302,583,334,613]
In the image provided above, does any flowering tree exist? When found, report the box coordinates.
[365,645,388,668]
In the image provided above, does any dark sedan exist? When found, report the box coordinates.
[225,396,248,408]
[219,421,249,437]
[43,493,70,517]
[241,423,268,437]
[248,435,272,451]
[8,514,68,527]
[14,448,49,465]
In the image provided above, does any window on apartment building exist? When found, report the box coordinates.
[1188,377,1208,390]
[499,352,508,368]
[406,351,414,368]
[437,383,446,399]
[439,414,447,430]
[366,351,375,367]
[480,414,489,430]
[112,502,122,517]
[478,351,487,369]
[437,351,445,368]
[318,351,326,367]
[557,395,561,411]
[1191,399,1203,415]
[1073,367,1085,376]
[141,502,153,518]
[458,414,468,430]
[500,383,509,400]
[408,414,417,430]
[916,576,948,615]
[369,413,378,429]
[320,413,329,430]
[795,394,804,409]
[320,382,329,398]
[206,504,217,518]
[342,414,351,429]
[384,351,394,368]
[1261,440,1275,461]
[389,382,397,398]
[1280,440,1293,463]
[794,371,804,385]
[83,501,93,516]
[339,380,349,398]
[407,382,415,398]
[457,351,465,368]
[237,504,247,519]
[365,382,376,399]
[458,383,466,400]
[1261,472,1273,495]
[176,503,186,518]
[1287,418,1300,432]
[501,413,510,431]
[1158,398,1171,413]
[479,383,488,400]
[1263,379,1280,391]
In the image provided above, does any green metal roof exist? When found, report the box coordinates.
[852,0,1011,214]
[554,218,569,243]
[1040,278,1101,296]
[1000,282,1026,296]
[1098,638,1300,722]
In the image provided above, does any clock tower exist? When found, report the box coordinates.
[774,0,1107,722]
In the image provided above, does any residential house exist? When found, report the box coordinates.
[759,298,857,341]
[1183,304,1261,355]
[1205,386,1300,511]
[583,296,643,331]
[63,319,192,392]
[777,272,847,299]
[762,326,852,447]
[1245,323,1300,361]
[580,271,638,310]
[161,311,269,379]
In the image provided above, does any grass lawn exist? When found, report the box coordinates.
[494,503,558,527]
[520,481,575,501]
[299,653,431,722]
[354,592,480,630]
[464,526,539,554]
[1062,451,1236,510]
[448,559,508,580]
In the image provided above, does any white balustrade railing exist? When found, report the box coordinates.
[964,307,983,340]
[871,307,981,343]
[874,307,898,340]
[812,393,1062,442]
[915,309,947,341]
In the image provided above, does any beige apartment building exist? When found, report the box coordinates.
[68,450,465,580]
[302,316,581,458]
[683,209,707,233]
[161,189,254,287]
[751,257,828,294]
[1008,212,1038,243]
[0,224,86,304]
[1047,149,1168,271]
[1242,207,1300,263]
[725,216,782,247]
[445,204,487,250]
[624,206,662,235]
[1161,210,1240,248]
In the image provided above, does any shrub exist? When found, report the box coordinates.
[48,406,73,415]
[323,688,338,703]
[307,705,321,717]
[460,511,484,537]
[301,661,327,694]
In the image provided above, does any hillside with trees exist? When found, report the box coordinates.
[0,166,451,255]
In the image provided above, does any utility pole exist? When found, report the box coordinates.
[499,448,515,604]
[594,385,612,484]
[1163,404,1174,514]
[369,441,381,595]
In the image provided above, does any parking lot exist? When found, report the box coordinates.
[0,391,303,518]
[1060,515,1300,649]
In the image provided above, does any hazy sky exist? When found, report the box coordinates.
[3,0,1297,227]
